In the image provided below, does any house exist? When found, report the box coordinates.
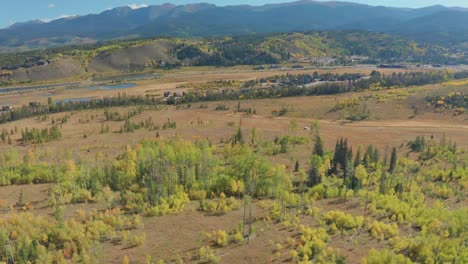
[29,102,41,107]
[36,60,49,66]
[1,105,12,111]
[7,65,20,70]
[350,55,369,63]
[378,64,407,69]
[311,57,337,66]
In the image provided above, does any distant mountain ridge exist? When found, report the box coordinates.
[0,1,468,51]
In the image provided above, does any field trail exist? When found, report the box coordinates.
[229,113,468,149]
[242,113,468,130]
[325,120,468,129]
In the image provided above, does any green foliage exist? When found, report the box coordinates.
[198,193,241,215]
[426,91,468,111]
[292,225,340,263]
[368,221,399,240]
[313,135,324,157]
[324,210,364,234]
[0,209,141,263]
[20,126,62,144]
[408,136,426,152]
[198,246,220,263]
[362,249,414,264]
[0,127,466,264]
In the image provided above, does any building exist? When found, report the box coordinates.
[1,105,12,111]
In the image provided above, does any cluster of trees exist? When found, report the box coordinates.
[426,91,467,110]
[309,136,395,193]
[0,123,466,263]
[1,71,466,127]
[0,208,144,263]
[20,126,61,144]
[104,107,144,121]
[0,93,159,125]
[183,70,466,103]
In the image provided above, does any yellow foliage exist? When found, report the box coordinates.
[214,229,229,247]
[368,221,399,240]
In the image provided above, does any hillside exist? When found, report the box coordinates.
[392,11,468,46]
[0,1,468,51]
[0,31,461,84]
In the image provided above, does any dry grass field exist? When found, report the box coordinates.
[0,66,466,264]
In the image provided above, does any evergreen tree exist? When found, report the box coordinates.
[309,155,323,187]
[313,135,324,157]
[363,144,374,167]
[354,145,362,167]
[372,148,380,164]
[379,171,387,194]
[232,127,244,145]
[294,160,300,172]
[332,137,352,176]
[389,147,397,174]
[383,146,389,167]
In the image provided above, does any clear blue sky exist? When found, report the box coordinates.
[2,0,468,29]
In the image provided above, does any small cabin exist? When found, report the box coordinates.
[36,60,49,66]
[1,105,12,111]
[29,102,41,107]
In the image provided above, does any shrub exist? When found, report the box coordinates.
[198,194,241,215]
[198,246,219,263]
[362,249,414,264]
[214,230,229,247]
[324,210,363,234]
[368,221,399,240]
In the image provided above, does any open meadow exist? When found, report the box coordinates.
[0,66,466,264]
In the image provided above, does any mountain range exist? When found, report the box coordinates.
[1,1,468,51]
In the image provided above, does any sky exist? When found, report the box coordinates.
[2,0,468,29]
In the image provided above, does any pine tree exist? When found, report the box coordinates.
[372,148,380,164]
[383,146,389,167]
[232,127,244,145]
[313,135,324,157]
[354,145,362,167]
[363,144,374,167]
[309,155,323,187]
[332,139,340,172]
[250,128,257,146]
[332,137,352,176]
[294,160,300,172]
[379,171,387,194]
[389,147,397,174]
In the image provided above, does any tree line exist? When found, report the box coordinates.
[1,70,466,125]
[182,70,463,103]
